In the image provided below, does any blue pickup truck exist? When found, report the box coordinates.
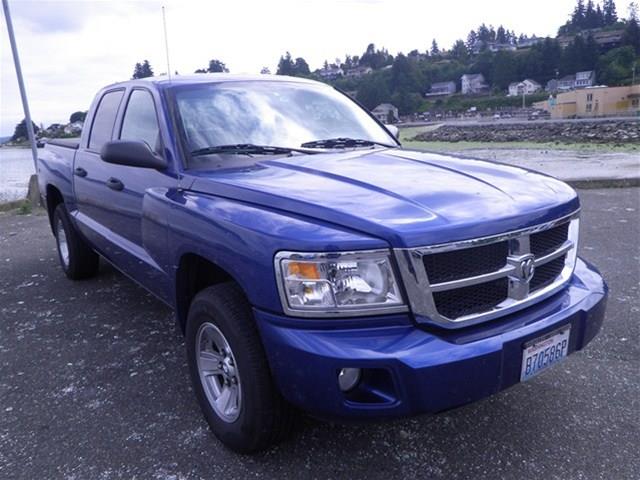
[39,74,607,453]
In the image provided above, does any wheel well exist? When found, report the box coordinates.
[175,254,235,333]
[45,185,64,233]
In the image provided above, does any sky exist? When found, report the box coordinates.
[0,0,585,136]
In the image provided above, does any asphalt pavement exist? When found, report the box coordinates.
[1,188,638,480]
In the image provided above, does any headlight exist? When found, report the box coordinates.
[274,250,407,317]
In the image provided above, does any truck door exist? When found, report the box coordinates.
[93,87,175,300]
[72,88,126,255]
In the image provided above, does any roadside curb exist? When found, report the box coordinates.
[567,178,640,189]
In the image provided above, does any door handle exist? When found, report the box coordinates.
[106,177,124,191]
[74,167,87,177]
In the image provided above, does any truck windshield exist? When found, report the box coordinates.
[173,81,396,167]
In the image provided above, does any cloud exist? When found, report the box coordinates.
[10,1,94,33]
[1,0,578,136]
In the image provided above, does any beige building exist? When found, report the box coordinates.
[534,85,640,119]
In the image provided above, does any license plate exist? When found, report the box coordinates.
[520,326,571,381]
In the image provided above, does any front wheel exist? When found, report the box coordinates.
[53,204,99,280]
[186,283,295,453]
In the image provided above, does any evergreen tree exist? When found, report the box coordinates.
[276,52,295,75]
[69,111,87,123]
[260,67,271,74]
[132,60,154,79]
[11,119,39,142]
[451,40,469,60]
[430,39,440,55]
[293,57,310,76]
[207,59,229,73]
[466,30,478,49]
[584,0,597,28]
[622,16,640,53]
[603,0,618,24]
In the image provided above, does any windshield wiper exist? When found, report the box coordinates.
[300,137,397,149]
[191,144,316,157]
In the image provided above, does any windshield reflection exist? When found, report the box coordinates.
[174,81,394,166]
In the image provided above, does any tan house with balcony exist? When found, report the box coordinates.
[534,85,640,119]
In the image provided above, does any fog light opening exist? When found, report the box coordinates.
[338,367,361,392]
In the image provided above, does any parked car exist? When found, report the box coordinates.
[39,74,607,453]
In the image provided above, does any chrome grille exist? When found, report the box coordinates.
[422,241,508,283]
[394,211,580,328]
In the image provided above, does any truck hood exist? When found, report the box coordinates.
[186,148,579,248]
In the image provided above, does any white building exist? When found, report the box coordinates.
[318,65,344,80]
[461,73,489,95]
[371,103,399,123]
[508,79,542,96]
[426,81,457,97]
[575,71,596,89]
[345,66,372,78]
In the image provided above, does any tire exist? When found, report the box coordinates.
[186,283,295,453]
[53,203,99,280]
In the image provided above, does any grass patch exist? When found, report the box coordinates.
[16,200,33,215]
[399,137,640,153]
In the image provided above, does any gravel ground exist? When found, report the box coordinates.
[432,148,640,183]
[0,188,638,480]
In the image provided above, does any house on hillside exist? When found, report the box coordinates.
[426,81,456,97]
[516,36,545,49]
[461,73,489,95]
[471,41,516,54]
[575,70,596,89]
[557,29,624,49]
[344,66,372,78]
[371,103,399,123]
[546,71,596,93]
[317,65,344,80]
[508,79,542,96]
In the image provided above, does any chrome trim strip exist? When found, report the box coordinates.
[397,210,580,255]
[430,265,514,292]
[394,210,580,329]
[534,241,574,266]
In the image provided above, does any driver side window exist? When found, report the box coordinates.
[120,89,161,153]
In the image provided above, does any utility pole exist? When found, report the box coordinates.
[2,0,38,171]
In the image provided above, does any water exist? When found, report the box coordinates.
[0,148,36,203]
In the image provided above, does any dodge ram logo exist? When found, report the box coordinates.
[520,256,536,283]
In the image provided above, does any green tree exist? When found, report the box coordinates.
[603,0,618,24]
[622,16,640,54]
[11,119,39,142]
[132,60,154,79]
[492,51,517,89]
[359,43,393,69]
[451,40,469,61]
[430,39,440,55]
[277,52,294,75]
[294,57,310,76]
[207,59,229,73]
[355,74,390,110]
[69,111,87,123]
[598,46,636,84]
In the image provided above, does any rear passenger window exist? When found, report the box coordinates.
[89,90,124,151]
[120,90,161,153]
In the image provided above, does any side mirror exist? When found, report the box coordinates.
[100,140,167,169]
[385,124,399,139]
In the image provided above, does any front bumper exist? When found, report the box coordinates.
[255,258,607,420]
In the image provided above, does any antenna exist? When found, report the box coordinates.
[162,6,172,80]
